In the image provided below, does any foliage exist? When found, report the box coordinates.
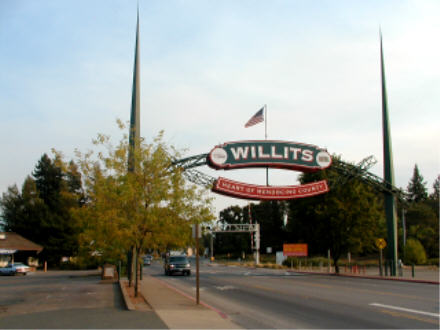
[406,164,428,203]
[214,205,251,256]
[213,201,288,257]
[0,153,83,265]
[404,171,439,259]
[74,121,214,272]
[286,156,384,273]
[251,201,287,253]
[404,238,427,265]
[406,203,438,258]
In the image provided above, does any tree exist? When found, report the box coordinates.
[33,154,63,210]
[404,238,427,265]
[405,172,439,259]
[407,164,428,203]
[215,206,250,257]
[431,175,440,201]
[428,175,439,220]
[251,201,287,253]
[286,157,384,273]
[0,153,83,266]
[75,122,214,296]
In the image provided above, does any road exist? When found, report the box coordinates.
[145,259,439,329]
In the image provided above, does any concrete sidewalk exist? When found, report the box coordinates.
[139,275,241,329]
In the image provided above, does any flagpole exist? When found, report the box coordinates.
[265,104,268,186]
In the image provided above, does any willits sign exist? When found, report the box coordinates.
[208,140,332,201]
[213,177,329,200]
[208,140,331,172]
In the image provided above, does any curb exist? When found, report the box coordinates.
[119,279,136,311]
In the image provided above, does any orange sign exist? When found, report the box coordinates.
[283,244,308,257]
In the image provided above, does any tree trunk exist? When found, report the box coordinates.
[128,246,135,287]
[135,247,140,297]
[333,256,340,274]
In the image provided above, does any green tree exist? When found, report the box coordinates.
[215,206,250,257]
[286,157,384,273]
[405,202,438,258]
[0,153,83,266]
[407,164,428,203]
[75,123,214,296]
[404,172,439,259]
[404,238,427,265]
[33,154,63,210]
[428,175,439,220]
[251,201,287,253]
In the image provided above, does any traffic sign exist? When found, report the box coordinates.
[375,238,387,250]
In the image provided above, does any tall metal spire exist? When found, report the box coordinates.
[128,7,140,172]
[380,31,398,276]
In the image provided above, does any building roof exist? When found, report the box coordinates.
[0,232,43,252]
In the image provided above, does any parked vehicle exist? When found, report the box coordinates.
[0,263,31,276]
[164,255,191,276]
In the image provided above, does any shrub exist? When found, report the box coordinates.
[404,238,427,265]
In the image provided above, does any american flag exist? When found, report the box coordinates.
[244,108,264,128]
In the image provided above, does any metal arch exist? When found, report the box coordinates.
[172,153,208,170]
[330,158,408,203]
[172,153,408,202]
[182,168,215,187]
[204,223,259,233]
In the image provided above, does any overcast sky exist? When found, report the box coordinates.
[1,0,438,214]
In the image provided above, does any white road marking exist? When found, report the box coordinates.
[215,285,235,291]
[370,303,440,318]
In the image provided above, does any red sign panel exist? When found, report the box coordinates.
[212,177,329,200]
[283,244,308,257]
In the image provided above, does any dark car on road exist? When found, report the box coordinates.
[164,255,191,276]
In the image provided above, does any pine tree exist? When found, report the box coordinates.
[430,175,439,201]
[407,164,428,203]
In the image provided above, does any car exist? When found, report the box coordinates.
[0,262,31,276]
[164,255,191,276]
[143,255,153,266]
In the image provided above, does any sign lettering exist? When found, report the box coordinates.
[212,177,329,200]
[208,140,331,172]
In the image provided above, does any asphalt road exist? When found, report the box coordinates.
[0,270,166,329]
[146,259,439,329]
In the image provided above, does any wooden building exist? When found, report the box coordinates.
[0,232,43,267]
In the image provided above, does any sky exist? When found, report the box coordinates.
[1,0,439,215]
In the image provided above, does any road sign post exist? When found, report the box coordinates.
[193,224,200,304]
[376,238,387,277]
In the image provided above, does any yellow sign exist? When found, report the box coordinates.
[375,238,387,250]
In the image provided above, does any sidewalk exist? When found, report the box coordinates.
[138,275,240,329]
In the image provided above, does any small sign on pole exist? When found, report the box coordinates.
[375,238,387,250]
[192,224,201,239]
[376,238,387,276]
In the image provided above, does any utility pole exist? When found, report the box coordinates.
[195,224,200,305]
[255,223,260,265]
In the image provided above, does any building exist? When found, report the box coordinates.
[0,232,43,267]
